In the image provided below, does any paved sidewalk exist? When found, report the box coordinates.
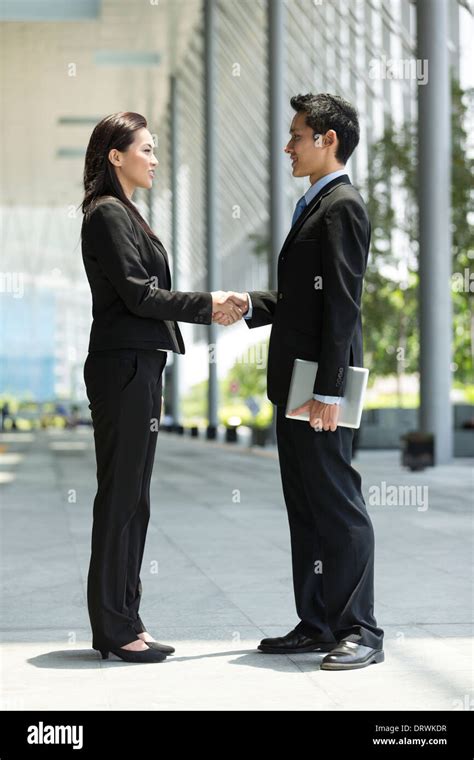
[0,428,472,711]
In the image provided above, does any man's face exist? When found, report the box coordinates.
[284,111,326,178]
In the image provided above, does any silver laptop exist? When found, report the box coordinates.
[285,359,369,429]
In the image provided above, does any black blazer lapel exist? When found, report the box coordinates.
[151,237,172,280]
[279,174,351,258]
[126,210,173,285]
[98,196,172,278]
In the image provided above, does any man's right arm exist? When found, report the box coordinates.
[243,291,278,328]
[211,290,277,327]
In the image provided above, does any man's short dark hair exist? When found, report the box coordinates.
[290,93,360,164]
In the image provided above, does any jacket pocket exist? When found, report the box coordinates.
[281,326,319,359]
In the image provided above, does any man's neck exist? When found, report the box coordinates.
[309,164,345,186]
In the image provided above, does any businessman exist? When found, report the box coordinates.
[218,93,384,670]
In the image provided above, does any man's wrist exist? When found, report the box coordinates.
[313,393,342,405]
[243,292,252,319]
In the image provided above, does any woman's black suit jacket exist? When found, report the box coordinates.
[81,196,212,353]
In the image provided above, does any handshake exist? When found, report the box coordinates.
[211,291,249,326]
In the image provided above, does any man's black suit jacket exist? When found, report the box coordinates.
[81,196,212,353]
[247,175,371,406]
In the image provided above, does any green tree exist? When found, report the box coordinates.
[364,122,419,404]
[225,341,268,399]
[364,80,473,391]
[450,81,474,382]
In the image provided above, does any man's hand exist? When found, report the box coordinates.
[288,398,340,432]
[212,291,248,326]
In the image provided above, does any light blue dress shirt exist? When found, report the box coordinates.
[245,169,348,405]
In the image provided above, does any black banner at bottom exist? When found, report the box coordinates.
[0,710,472,757]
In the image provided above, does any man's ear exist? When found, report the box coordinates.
[324,129,338,148]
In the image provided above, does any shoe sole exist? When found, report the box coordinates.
[258,643,335,654]
[320,650,385,670]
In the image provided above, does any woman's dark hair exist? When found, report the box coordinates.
[81,111,158,240]
[290,93,360,164]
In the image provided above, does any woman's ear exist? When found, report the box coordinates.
[108,148,121,167]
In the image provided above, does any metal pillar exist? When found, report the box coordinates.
[268,0,287,443]
[268,0,287,290]
[417,0,453,463]
[170,74,181,427]
[204,0,219,437]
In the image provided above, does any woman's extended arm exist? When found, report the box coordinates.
[83,201,239,324]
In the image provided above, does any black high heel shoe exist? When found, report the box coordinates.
[145,640,175,655]
[136,628,175,654]
[96,646,167,663]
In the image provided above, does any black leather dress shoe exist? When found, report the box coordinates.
[320,640,384,670]
[258,629,335,654]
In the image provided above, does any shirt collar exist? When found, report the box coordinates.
[304,168,348,205]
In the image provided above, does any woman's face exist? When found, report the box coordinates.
[109,127,158,197]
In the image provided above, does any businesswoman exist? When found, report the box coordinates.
[81,112,241,663]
